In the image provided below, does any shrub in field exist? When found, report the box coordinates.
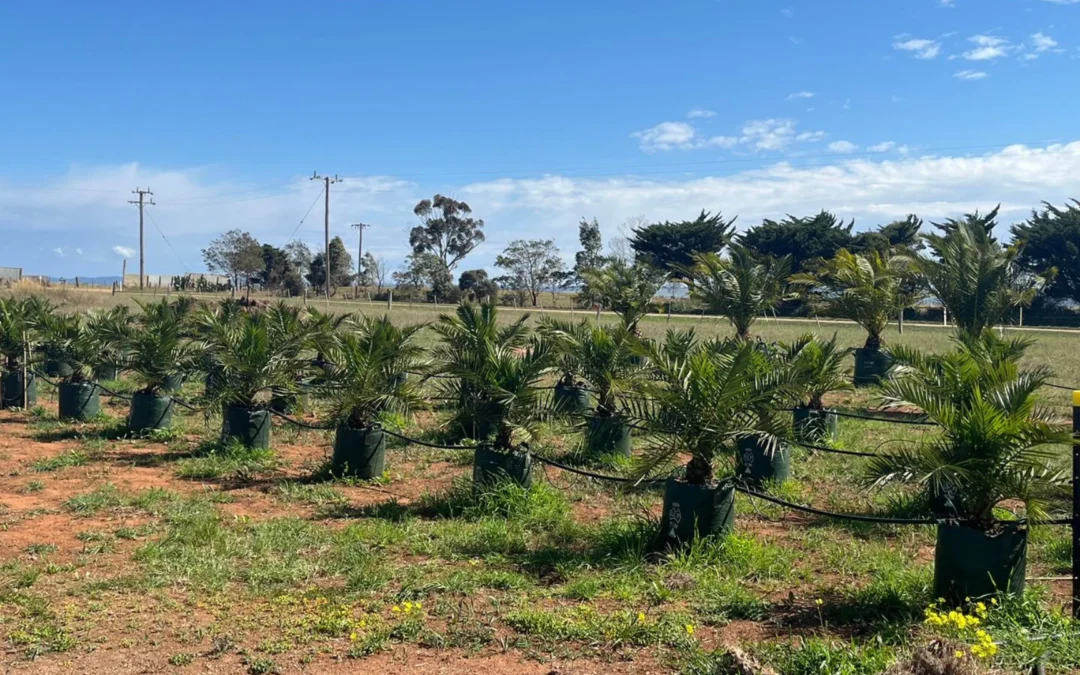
[865,330,1073,602]
[195,302,321,448]
[40,311,114,420]
[539,317,645,457]
[625,338,800,545]
[792,248,918,385]
[318,316,429,478]
[677,246,790,341]
[580,259,667,333]
[0,297,52,409]
[779,333,852,443]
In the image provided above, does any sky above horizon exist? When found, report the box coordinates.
[1,0,1079,279]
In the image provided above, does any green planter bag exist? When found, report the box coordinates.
[58,382,101,421]
[163,374,186,394]
[95,364,122,381]
[658,478,735,547]
[853,348,890,386]
[554,382,592,415]
[736,436,792,486]
[585,413,632,457]
[269,387,300,415]
[1,371,36,409]
[473,444,532,491]
[221,405,271,449]
[332,424,387,479]
[934,521,1027,603]
[792,406,838,444]
[128,392,173,431]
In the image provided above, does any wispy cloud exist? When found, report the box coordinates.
[954,69,989,80]
[787,91,815,100]
[687,107,716,119]
[828,141,858,153]
[961,34,1011,61]
[632,118,824,153]
[1031,32,1058,52]
[893,38,941,59]
[112,246,135,258]
[868,141,897,152]
[52,247,64,257]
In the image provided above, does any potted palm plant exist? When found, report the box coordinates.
[580,260,667,334]
[541,319,642,457]
[537,318,593,415]
[139,297,200,393]
[626,339,797,546]
[109,303,202,432]
[88,306,134,381]
[196,302,317,448]
[432,302,530,440]
[318,316,428,479]
[440,330,556,490]
[40,312,107,421]
[779,333,852,443]
[792,248,919,385]
[864,330,1071,602]
[0,298,51,409]
[731,342,804,486]
[678,246,791,341]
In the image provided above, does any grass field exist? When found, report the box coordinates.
[0,349,1078,673]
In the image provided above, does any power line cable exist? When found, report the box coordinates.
[282,185,326,245]
[143,209,190,272]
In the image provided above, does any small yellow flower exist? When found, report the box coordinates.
[637,612,646,623]
[359,620,367,628]
[349,632,358,641]
[991,597,998,605]
[403,601,414,613]
[955,650,966,659]
[391,605,401,613]
[815,598,823,606]
[415,602,422,610]
[685,624,695,636]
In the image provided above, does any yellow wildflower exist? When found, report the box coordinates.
[685,624,695,636]
[815,598,823,606]
[637,612,646,623]
[349,632,358,641]
[955,650,965,659]
[391,605,401,613]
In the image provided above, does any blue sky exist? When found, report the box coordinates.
[2,0,1078,278]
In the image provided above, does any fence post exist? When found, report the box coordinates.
[1073,390,1080,619]
[387,289,393,313]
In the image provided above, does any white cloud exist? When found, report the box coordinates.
[1031,32,1058,52]
[1042,0,1080,4]
[52,247,64,257]
[893,38,941,59]
[686,107,716,119]
[112,246,136,258]
[10,143,1080,276]
[74,248,83,256]
[787,91,815,100]
[868,141,897,152]
[962,34,1011,61]
[954,69,989,80]
[940,0,956,6]
[828,141,858,153]
[631,122,698,151]
[796,130,826,143]
[741,119,799,150]
[780,7,793,18]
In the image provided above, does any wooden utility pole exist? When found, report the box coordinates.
[128,188,155,291]
[351,222,370,290]
[310,172,341,302]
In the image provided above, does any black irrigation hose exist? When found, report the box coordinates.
[826,409,937,426]
[1046,382,1079,392]
[736,485,949,525]
[380,427,475,451]
[531,454,666,486]
[267,409,335,430]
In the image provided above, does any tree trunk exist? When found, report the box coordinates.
[864,332,882,351]
[685,455,713,485]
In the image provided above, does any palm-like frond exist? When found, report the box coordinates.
[623,339,802,484]
[678,246,790,340]
[867,330,1072,523]
[318,316,429,427]
[580,260,667,332]
[779,332,853,408]
[39,312,107,382]
[0,297,53,369]
[538,318,643,411]
[791,248,919,350]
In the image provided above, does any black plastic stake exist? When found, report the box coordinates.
[1073,390,1080,619]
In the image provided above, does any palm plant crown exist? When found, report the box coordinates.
[581,259,667,333]
[864,330,1072,524]
[625,338,801,484]
[0,297,52,371]
[679,246,791,341]
[111,300,203,395]
[318,316,429,428]
[539,318,643,413]
[906,211,1049,339]
[779,333,853,409]
[40,312,107,383]
[195,302,318,408]
[792,248,918,351]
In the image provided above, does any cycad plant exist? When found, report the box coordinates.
[907,210,1049,339]
[541,318,644,456]
[679,246,791,341]
[536,317,592,413]
[864,330,1072,601]
[432,301,530,439]
[779,333,853,442]
[625,339,799,544]
[0,297,52,409]
[792,249,919,384]
[40,312,108,420]
[111,302,203,431]
[86,305,135,381]
[195,302,318,448]
[581,259,667,333]
[318,316,429,478]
